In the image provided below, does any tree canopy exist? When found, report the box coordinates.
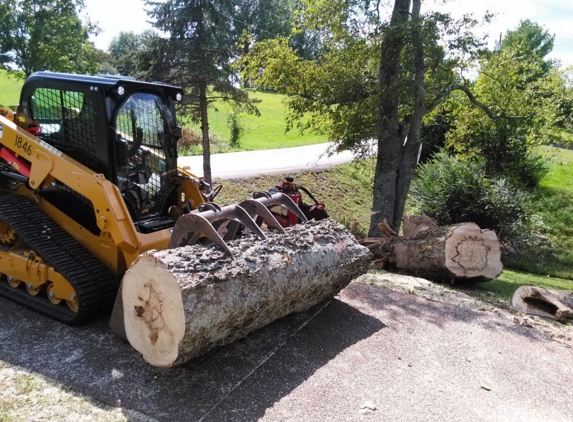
[243,0,486,234]
[0,0,100,77]
[108,30,157,76]
[443,20,567,186]
[143,0,260,186]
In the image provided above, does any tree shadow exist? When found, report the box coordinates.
[1,280,567,421]
[0,295,384,422]
[345,281,567,347]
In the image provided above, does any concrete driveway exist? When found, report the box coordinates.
[1,273,571,422]
[177,143,363,180]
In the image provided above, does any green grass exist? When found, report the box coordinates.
[0,70,23,107]
[192,90,326,151]
[214,159,376,237]
[458,269,572,304]
[508,146,573,279]
[538,145,573,192]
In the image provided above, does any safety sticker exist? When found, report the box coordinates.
[0,123,3,139]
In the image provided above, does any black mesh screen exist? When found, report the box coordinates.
[30,88,101,171]
[114,93,172,221]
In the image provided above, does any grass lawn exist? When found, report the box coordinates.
[487,269,572,301]
[185,90,327,152]
[0,70,23,107]
[453,269,572,307]
[539,145,573,191]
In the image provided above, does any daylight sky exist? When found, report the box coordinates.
[84,0,573,68]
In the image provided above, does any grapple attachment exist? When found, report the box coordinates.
[117,187,371,368]
[168,192,307,255]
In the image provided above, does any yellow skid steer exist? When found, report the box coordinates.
[0,72,370,367]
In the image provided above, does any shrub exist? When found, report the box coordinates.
[178,126,202,149]
[410,150,530,242]
[177,126,231,156]
[449,120,549,188]
[227,112,243,148]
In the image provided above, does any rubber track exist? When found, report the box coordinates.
[0,195,118,324]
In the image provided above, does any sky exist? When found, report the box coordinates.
[84,0,573,68]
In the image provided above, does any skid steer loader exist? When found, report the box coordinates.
[0,72,370,367]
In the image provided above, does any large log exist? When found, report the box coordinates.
[122,219,371,367]
[369,221,502,283]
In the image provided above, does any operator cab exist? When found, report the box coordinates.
[18,72,184,233]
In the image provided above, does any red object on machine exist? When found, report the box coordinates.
[276,178,303,227]
[271,177,328,228]
[25,126,42,136]
[0,148,31,177]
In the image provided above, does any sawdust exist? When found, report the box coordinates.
[357,271,573,349]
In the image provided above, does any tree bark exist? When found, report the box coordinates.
[393,0,425,229]
[197,3,212,189]
[370,0,413,237]
[122,219,372,367]
[512,286,573,322]
[368,221,503,283]
[200,83,212,188]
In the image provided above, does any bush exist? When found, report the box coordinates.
[227,112,243,148]
[410,150,530,242]
[450,120,549,188]
[418,113,453,164]
[178,126,202,149]
[177,126,231,156]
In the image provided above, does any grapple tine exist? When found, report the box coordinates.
[221,220,242,241]
[223,205,267,240]
[252,192,308,223]
[168,203,267,256]
[239,198,285,232]
[168,211,233,255]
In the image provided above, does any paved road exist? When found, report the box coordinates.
[177,142,362,180]
[1,273,571,422]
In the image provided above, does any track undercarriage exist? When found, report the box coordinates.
[0,195,117,324]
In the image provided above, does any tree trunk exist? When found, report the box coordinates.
[369,0,413,237]
[121,220,372,367]
[200,82,212,188]
[368,221,502,283]
[393,0,425,229]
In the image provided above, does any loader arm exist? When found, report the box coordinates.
[1,116,145,263]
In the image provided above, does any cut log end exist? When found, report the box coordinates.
[444,223,502,281]
[369,217,503,283]
[123,257,186,368]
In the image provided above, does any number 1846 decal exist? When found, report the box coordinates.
[15,135,32,156]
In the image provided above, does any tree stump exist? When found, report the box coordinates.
[368,221,502,283]
[121,219,371,367]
